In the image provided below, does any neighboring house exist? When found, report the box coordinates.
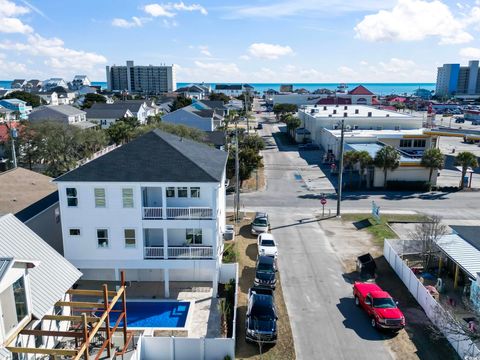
[24,79,42,92]
[213,84,244,96]
[162,105,223,131]
[28,105,87,125]
[175,84,210,100]
[38,91,59,106]
[0,106,15,121]
[87,101,149,125]
[0,214,81,359]
[225,99,244,111]
[205,131,226,150]
[348,85,376,105]
[10,79,26,89]
[54,129,228,297]
[194,100,229,117]
[0,99,32,120]
[42,78,68,92]
[71,75,91,89]
[85,106,134,128]
[0,167,63,254]
[0,90,13,98]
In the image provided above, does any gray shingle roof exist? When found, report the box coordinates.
[215,84,243,90]
[192,109,215,118]
[85,107,131,119]
[55,129,227,183]
[89,101,144,113]
[0,214,82,319]
[199,100,227,110]
[31,105,85,117]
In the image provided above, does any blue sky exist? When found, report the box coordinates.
[1,0,480,82]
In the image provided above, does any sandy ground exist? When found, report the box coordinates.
[318,217,459,360]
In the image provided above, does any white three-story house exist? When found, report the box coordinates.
[55,130,227,297]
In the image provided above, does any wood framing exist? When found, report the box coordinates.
[6,271,133,359]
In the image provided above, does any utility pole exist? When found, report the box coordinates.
[235,119,240,222]
[244,91,249,134]
[336,118,345,218]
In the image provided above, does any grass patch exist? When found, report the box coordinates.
[341,213,428,246]
[222,243,237,263]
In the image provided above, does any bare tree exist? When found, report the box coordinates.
[409,215,448,269]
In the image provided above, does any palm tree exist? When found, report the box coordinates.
[374,146,400,188]
[357,151,373,188]
[343,150,358,188]
[421,148,444,185]
[455,151,478,189]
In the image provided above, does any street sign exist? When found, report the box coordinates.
[320,198,327,205]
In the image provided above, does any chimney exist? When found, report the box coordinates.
[367,112,372,117]
[355,109,359,114]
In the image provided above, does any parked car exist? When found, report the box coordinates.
[257,233,278,258]
[353,282,405,331]
[254,255,277,289]
[251,212,269,235]
[245,286,278,343]
[298,143,319,151]
[455,117,465,123]
[257,123,263,129]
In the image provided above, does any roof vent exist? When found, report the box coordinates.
[344,112,348,117]
[333,109,337,114]
[314,104,317,108]
[367,112,372,117]
[310,109,315,114]
[353,125,359,130]
[386,114,390,117]
[355,109,359,114]
[328,114,332,117]
[344,105,348,110]
[323,106,327,110]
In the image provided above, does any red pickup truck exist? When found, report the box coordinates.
[353,282,405,330]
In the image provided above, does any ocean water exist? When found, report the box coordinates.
[0,80,435,96]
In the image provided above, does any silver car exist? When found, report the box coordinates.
[251,212,269,235]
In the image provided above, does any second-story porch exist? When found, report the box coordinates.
[142,186,216,220]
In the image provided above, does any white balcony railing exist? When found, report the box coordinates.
[142,207,214,220]
[168,246,213,259]
[143,207,163,219]
[144,246,165,259]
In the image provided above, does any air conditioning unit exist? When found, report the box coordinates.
[323,106,327,110]
[333,124,339,130]
[344,105,348,110]
[333,109,337,114]
[367,112,372,117]
[395,126,400,131]
[328,114,332,117]
[355,109,359,114]
[344,112,348,117]
[353,125,359,130]
[386,114,390,117]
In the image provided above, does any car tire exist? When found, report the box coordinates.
[371,318,377,328]
[355,296,360,306]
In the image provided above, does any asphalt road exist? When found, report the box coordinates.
[237,121,393,359]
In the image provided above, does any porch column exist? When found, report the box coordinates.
[162,186,167,220]
[163,228,168,260]
[212,264,219,297]
[454,263,460,289]
[164,269,170,298]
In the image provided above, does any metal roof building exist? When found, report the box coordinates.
[436,234,480,280]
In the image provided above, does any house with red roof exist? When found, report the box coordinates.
[348,85,376,105]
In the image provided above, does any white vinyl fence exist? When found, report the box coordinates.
[384,239,480,359]
[136,263,239,360]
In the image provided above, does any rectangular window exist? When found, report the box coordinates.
[13,277,27,323]
[399,139,412,147]
[66,187,78,207]
[94,188,106,208]
[413,139,426,148]
[69,228,81,236]
[186,228,202,245]
[166,187,175,197]
[190,187,200,198]
[124,229,136,248]
[97,229,109,248]
[122,188,134,208]
[177,187,188,198]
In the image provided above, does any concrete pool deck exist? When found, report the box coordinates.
[74,280,221,338]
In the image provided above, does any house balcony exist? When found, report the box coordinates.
[144,246,214,259]
[142,207,214,220]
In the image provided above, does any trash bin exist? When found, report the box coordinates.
[356,253,376,277]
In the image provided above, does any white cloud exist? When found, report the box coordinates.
[354,0,473,45]
[0,0,29,16]
[338,66,357,78]
[144,2,207,17]
[239,55,250,61]
[360,60,369,66]
[176,61,241,82]
[112,16,145,28]
[198,45,211,56]
[0,17,33,33]
[144,4,175,17]
[459,47,480,58]
[247,43,293,59]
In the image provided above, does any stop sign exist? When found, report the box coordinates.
[321,198,327,205]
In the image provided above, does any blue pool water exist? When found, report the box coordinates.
[108,301,190,328]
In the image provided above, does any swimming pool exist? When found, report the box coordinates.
[108,301,191,328]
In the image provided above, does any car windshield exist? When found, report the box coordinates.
[257,262,274,272]
[373,298,396,308]
[261,239,275,246]
[253,218,268,226]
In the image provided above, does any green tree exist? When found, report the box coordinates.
[273,103,298,119]
[169,96,192,112]
[106,121,135,145]
[81,93,107,109]
[455,151,478,189]
[343,150,359,188]
[240,134,265,152]
[284,116,302,137]
[374,145,400,188]
[77,129,108,158]
[421,148,444,184]
[209,92,230,103]
[4,91,45,107]
[357,151,373,188]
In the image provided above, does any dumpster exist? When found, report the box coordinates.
[356,253,376,277]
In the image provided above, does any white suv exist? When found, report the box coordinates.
[257,233,278,258]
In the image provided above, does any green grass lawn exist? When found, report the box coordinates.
[341,213,428,246]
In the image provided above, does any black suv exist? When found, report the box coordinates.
[245,287,278,344]
[254,256,277,289]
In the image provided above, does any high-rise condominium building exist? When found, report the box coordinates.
[436,60,480,97]
[106,60,176,94]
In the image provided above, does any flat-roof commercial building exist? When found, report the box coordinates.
[106,60,176,94]
[436,60,480,97]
